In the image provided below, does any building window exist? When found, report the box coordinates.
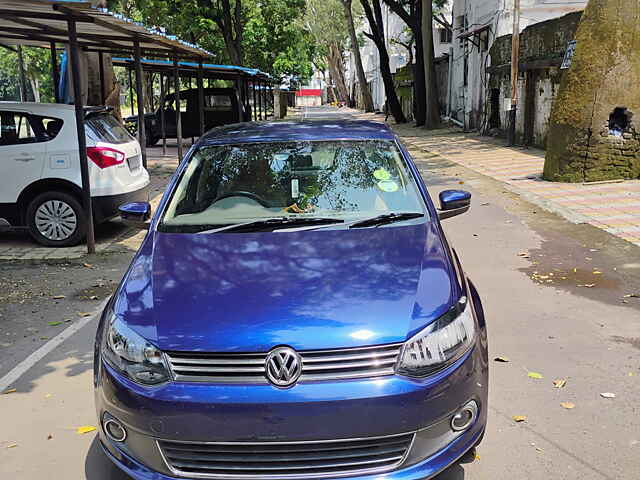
[439,28,453,44]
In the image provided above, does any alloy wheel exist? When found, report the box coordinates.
[35,200,78,241]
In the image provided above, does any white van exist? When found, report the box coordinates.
[0,102,150,246]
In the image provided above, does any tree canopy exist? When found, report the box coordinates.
[108,0,315,82]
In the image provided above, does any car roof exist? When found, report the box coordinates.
[198,120,397,145]
[0,102,76,114]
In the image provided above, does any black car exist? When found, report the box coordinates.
[126,87,250,146]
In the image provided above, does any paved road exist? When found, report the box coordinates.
[1,106,639,479]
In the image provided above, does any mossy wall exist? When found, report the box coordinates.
[544,0,640,182]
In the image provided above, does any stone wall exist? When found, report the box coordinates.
[488,12,582,148]
[544,0,640,182]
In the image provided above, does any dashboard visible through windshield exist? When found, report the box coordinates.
[159,140,427,233]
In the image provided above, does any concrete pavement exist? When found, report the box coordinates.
[1,106,640,479]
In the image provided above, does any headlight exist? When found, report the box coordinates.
[397,298,475,377]
[101,313,170,385]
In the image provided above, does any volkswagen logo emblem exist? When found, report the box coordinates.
[265,346,302,387]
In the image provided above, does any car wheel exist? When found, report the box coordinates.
[146,135,160,147]
[26,191,86,247]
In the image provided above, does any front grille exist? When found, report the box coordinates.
[157,432,414,479]
[166,343,402,384]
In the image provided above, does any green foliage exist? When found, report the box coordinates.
[0,47,55,102]
[244,0,314,80]
[109,0,313,82]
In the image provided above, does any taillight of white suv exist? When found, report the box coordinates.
[87,146,126,168]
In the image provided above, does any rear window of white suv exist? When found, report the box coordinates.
[86,113,134,144]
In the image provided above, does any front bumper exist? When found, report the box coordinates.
[95,333,488,480]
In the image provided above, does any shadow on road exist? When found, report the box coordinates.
[85,437,132,480]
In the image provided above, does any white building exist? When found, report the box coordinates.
[450,0,587,129]
[345,3,453,112]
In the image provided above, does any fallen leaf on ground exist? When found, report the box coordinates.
[528,372,543,379]
[47,434,53,440]
[623,294,640,298]
[6,443,17,449]
[83,263,93,268]
[89,295,99,300]
[77,312,91,317]
[600,392,616,399]
[76,426,96,434]
[458,181,464,184]
[494,356,510,363]
[629,372,634,377]
[512,415,527,422]
[593,271,602,275]
[517,252,530,258]
[573,268,577,273]
[553,379,567,388]
[560,402,575,409]
[474,453,481,460]
[3,388,17,394]
[52,295,65,299]
[577,284,596,288]
[48,321,63,326]
[45,393,52,398]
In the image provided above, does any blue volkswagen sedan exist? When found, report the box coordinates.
[94,121,488,480]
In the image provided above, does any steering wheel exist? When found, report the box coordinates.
[212,191,272,208]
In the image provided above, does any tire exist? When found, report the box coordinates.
[146,135,160,147]
[26,191,86,247]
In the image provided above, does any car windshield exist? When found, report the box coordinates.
[159,140,427,233]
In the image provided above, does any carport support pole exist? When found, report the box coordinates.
[68,19,96,254]
[98,51,106,105]
[128,68,134,116]
[252,81,257,121]
[160,72,166,156]
[17,46,28,102]
[258,81,263,121]
[174,57,183,162]
[243,78,249,121]
[134,41,147,168]
[50,42,61,104]
[197,60,205,137]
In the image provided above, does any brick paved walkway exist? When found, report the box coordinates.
[389,123,640,247]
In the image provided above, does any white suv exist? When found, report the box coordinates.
[0,102,150,247]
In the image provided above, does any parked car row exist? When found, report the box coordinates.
[0,87,259,247]
[124,87,250,146]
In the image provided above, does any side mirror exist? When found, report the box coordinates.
[438,190,471,220]
[119,202,151,230]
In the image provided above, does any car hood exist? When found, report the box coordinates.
[114,222,458,352]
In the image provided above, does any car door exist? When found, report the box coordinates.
[0,110,47,205]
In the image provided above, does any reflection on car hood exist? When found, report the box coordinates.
[114,223,459,352]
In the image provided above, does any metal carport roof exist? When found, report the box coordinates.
[0,0,211,58]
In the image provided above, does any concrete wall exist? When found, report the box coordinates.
[295,95,322,107]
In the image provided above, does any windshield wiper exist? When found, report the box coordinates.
[348,212,425,229]
[198,217,344,234]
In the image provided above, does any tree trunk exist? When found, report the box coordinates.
[544,0,640,182]
[413,1,426,126]
[328,43,350,103]
[360,0,406,123]
[342,0,374,112]
[84,1,121,120]
[421,0,440,128]
[29,76,40,103]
